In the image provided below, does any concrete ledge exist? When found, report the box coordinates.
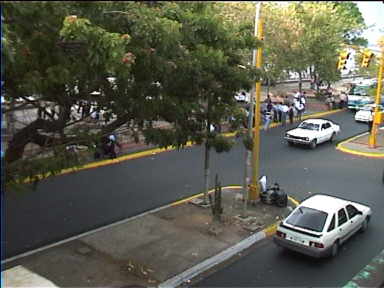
[343,249,384,288]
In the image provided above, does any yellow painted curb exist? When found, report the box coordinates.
[264,223,278,237]
[263,195,300,237]
[336,133,384,158]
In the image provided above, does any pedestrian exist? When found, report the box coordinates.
[294,98,304,121]
[325,96,331,110]
[310,79,315,90]
[288,103,295,124]
[280,103,289,127]
[277,103,283,122]
[263,110,272,131]
[37,105,43,119]
[301,92,306,108]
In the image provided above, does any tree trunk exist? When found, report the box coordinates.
[203,97,211,205]
[298,72,302,94]
[314,72,320,94]
[203,136,211,205]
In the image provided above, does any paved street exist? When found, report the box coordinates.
[4,110,384,286]
[194,112,384,287]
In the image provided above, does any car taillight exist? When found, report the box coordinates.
[309,241,324,248]
[276,230,286,238]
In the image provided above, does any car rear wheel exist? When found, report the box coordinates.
[329,132,335,143]
[330,241,339,257]
[310,139,317,149]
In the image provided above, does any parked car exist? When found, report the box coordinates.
[355,104,383,123]
[234,91,250,103]
[273,194,372,258]
[284,119,340,149]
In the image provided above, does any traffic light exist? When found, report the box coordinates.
[337,51,350,70]
[361,50,374,67]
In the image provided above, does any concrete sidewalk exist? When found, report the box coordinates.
[2,188,296,287]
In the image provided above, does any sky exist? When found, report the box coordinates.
[355,1,384,50]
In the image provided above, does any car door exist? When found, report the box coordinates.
[346,204,364,236]
[323,213,338,248]
[319,123,329,143]
[322,122,333,142]
[337,207,353,244]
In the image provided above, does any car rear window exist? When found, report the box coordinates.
[285,206,328,232]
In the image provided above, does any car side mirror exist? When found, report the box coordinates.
[357,210,363,215]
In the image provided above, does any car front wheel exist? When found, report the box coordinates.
[310,139,317,149]
[360,218,369,233]
[329,132,336,143]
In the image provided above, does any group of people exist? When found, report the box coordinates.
[261,91,306,131]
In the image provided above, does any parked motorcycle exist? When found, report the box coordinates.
[259,176,288,207]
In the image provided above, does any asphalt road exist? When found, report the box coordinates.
[194,112,384,287]
[4,109,384,288]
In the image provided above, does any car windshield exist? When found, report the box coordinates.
[361,106,373,111]
[285,206,328,232]
[349,85,371,96]
[298,122,319,131]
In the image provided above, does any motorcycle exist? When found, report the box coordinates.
[259,176,288,208]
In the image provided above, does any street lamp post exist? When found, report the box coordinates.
[243,2,263,211]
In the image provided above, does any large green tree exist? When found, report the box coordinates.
[217,2,367,91]
[3,2,259,191]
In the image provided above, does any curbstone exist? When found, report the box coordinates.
[343,249,384,288]
[158,196,299,288]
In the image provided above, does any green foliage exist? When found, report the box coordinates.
[242,134,253,151]
[3,2,263,189]
[207,135,234,153]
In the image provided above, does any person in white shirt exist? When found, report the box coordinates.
[294,99,304,121]
[280,103,289,127]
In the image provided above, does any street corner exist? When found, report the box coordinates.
[336,130,384,158]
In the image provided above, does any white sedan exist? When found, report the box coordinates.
[355,104,383,123]
[284,119,340,149]
[273,194,372,258]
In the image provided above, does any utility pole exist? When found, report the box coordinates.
[369,44,384,148]
[243,2,263,210]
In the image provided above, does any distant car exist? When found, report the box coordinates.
[273,194,372,258]
[284,119,340,149]
[234,91,250,103]
[355,104,383,123]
